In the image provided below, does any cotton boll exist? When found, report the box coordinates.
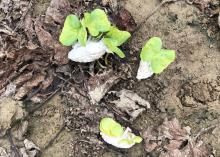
[68,40,110,63]
[136,61,153,80]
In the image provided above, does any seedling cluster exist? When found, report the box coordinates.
[59,8,176,148]
[59,9,131,59]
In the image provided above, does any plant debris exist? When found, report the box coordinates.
[113,8,137,32]
[0,139,40,157]
[107,89,150,121]
[141,118,212,157]
[218,12,220,27]
[88,70,120,104]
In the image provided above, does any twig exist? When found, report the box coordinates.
[43,124,66,150]
[193,122,220,141]
[28,86,61,114]
[53,73,88,99]
[7,130,21,157]
[78,65,93,104]
[133,0,180,34]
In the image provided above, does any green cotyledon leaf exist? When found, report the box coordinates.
[110,123,124,137]
[77,26,87,46]
[151,49,175,74]
[140,37,175,74]
[83,9,111,36]
[100,118,124,137]
[103,38,125,58]
[59,15,81,46]
[104,26,131,46]
[140,37,162,62]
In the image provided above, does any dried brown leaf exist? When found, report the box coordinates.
[14,73,45,100]
[34,17,54,49]
[45,0,70,24]
[109,89,150,120]
[88,70,120,104]
[141,128,159,152]
[160,141,210,157]
[54,42,69,65]
[24,14,38,50]
[140,118,212,157]
[159,118,191,141]
[113,8,137,32]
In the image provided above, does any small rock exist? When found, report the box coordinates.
[23,139,40,157]
[0,98,27,137]
[12,121,28,140]
[0,147,8,156]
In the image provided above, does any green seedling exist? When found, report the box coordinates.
[140,37,175,74]
[59,8,131,61]
[100,117,142,148]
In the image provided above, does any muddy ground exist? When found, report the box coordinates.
[0,0,220,157]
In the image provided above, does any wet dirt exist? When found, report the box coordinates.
[0,0,220,156]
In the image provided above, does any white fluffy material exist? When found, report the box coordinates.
[68,40,110,63]
[136,61,154,80]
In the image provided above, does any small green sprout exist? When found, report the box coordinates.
[140,37,175,74]
[103,27,131,58]
[100,117,142,148]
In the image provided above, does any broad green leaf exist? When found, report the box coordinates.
[66,15,81,29]
[151,49,175,74]
[110,123,124,137]
[77,26,87,46]
[103,38,125,58]
[59,30,78,46]
[105,27,131,46]
[133,136,142,143]
[140,37,162,61]
[100,118,116,136]
[100,118,124,137]
[59,15,81,46]
[140,37,175,74]
[83,9,111,36]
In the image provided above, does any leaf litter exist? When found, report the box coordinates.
[141,118,212,157]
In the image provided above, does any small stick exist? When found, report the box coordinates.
[133,0,181,34]
[28,87,61,114]
[43,124,66,150]
[193,122,220,141]
[7,130,21,157]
